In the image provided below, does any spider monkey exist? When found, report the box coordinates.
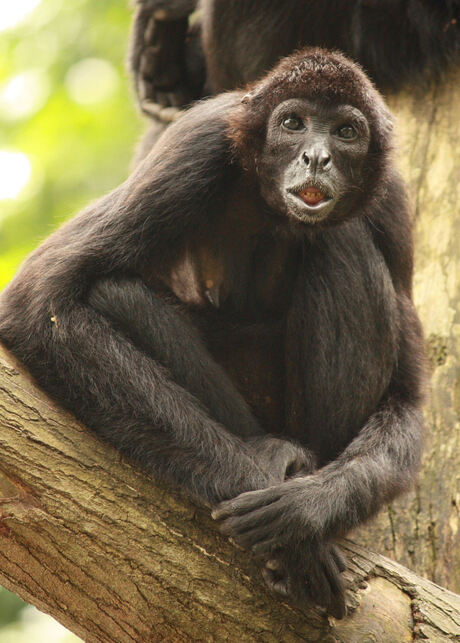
[0,49,425,618]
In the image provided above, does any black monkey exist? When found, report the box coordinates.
[0,49,425,618]
[130,0,460,111]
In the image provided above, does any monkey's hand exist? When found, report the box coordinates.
[261,541,347,619]
[246,436,317,483]
[212,478,347,617]
[135,18,191,109]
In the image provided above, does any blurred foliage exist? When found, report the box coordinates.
[0,590,80,642]
[0,0,143,289]
[0,0,143,637]
[0,587,26,628]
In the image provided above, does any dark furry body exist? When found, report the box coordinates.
[130,0,460,111]
[0,51,425,616]
[202,0,459,92]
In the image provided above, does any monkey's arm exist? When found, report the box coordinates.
[87,275,312,475]
[129,0,200,110]
[213,293,425,528]
[213,293,424,614]
[0,94,308,504]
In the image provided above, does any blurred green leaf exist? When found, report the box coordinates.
[0,0,143,288]
[0,587,26,627]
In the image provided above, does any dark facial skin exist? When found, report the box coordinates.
[259,99,371,226]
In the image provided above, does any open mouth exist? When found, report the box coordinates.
[285,183,335,223]
[297,186,331,208]
[293,185,332,209]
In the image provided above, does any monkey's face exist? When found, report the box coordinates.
[258,98,371,226]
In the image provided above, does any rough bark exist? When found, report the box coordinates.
[0,345,459,642]
[356,65,460,595]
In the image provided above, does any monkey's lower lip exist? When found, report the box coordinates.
[291,188,332,211]
[298,188,328,206]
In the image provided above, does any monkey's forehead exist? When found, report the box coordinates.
[242,48,392,148]
[262,49,373,95]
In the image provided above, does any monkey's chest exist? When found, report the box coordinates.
[165,231,300,317]
[193,311,287,433]
[163,234,300,432]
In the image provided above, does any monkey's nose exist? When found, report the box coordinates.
[319,152,331,170]
[302,150,332,172]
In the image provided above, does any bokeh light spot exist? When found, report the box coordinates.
[0,70,50,121]
[0,0,42,32]
[0,151,32,200]
[65,58,119,106]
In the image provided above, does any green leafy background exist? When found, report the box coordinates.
[0,0,142,289]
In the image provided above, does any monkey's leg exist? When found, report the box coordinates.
[87,276,313,483]
[88,275,262,439]
[29,298,278,503]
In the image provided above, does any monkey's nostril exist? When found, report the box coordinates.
[302,152,311,167]
[322,154,331,169]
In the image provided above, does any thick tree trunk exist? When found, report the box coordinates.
[0,348,459,642]
[356,66,460,595]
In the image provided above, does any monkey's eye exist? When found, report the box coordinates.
[336,124,357,140]
[282,115,304,131]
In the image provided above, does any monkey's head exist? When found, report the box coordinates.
[228,48,394,227]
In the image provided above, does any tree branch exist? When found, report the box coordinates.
[0,344,459,642]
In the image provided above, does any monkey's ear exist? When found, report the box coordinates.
[241,92,253,104]
[240,83,266,106]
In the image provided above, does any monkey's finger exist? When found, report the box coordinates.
[154,90,170,107]
[330,545,347,573]
[212,488,282,520]
[324,567,346,619]
[313,552,346,619]
[261,567,290,597]
[168,89,188,107]
[308,563,334,611]
[219,502,283,536]
[228,524,275,550]
[327,588,346,620]
[323,582,346,621]
[323,558,344,597]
